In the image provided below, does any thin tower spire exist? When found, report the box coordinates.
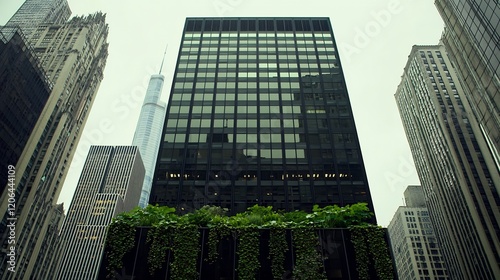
[159,44,168,74]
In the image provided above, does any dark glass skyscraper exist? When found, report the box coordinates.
[435,0,499,161]
[151,18,374,217]
[0,29,51,192]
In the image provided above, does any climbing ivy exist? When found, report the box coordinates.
[105,216,137,279]
[170,224,200,280]
[207,224,230,263]
[292,228,327,280]
[350,225,395,280]
[367,226,394,279]
[268,228,288,280]
[236,227,261,280]
[105,203,391,279]
[350,226,370,280]
[146,225,172,276]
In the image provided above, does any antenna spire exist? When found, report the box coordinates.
[159,44,168,74]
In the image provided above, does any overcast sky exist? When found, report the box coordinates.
[1,0,445,226]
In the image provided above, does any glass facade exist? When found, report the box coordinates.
[2,0,71,38]
[132,74,166,208]
[151,18,374,216]
[0,29,51,191]
[435,0,499,162]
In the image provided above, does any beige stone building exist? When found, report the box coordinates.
[0,2,108,278]
[395,44,499,279]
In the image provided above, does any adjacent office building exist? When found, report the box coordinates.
[388,185,448,280]
[150,17,375,217]
[28,203,65,280]
[435,0,499,161]
[0,7,109,279]
[1,0,71,38]
[56,146,144,280]
[0,28,52,191]
[132,71,167,208]
[395,45,500,279]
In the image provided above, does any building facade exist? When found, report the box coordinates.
[29,203,64,280]
[388,185,448,280]
[132,74,166,208]
[435,0,499,161]
[56,146,144,280]
[395,45,500,279]
[0,12,109,279]
[150,17,375,216]
[2,0,71,38]
[0,29,52,192]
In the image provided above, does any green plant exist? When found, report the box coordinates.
[105,216,137,279]
[292,228,326,280]
[135,204,177,226]
[207,227,219,263]
[367,226,394,279]
[147,225,172,276]
[350,225,394,280]
[268,228,287,280]
[311,203,373,227]
[186,205,228,227]
[207,224,230,263]
[105,202,384,279]
[170,224,200,280]
[350,226,370,280]
[236,227,260,280]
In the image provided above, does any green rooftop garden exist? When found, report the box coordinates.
[104,203,394,279]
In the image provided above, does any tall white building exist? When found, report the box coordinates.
[132,72,166,207]
[388,186,448,280]
[395,44,500,279]
[56,146,144,280]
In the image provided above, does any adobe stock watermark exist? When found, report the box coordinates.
[71,66,159,167]
[338,0,403,63]
[212,0,244,16]
[383,154,417,192]
[6,164,17,273]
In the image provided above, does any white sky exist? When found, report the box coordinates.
[0,0,445,226]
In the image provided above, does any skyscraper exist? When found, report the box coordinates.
[435,0,499,162]
[150,17,375,217]
[29,203,64,280]
[0,29,52,192]
[56,146,144,280]
[388,185,448,280]
[132,63,167,207]
[395,45,500,279]
[1,0,71,38]
[0,10,109,279]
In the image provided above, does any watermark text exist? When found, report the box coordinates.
[6,165,17,273]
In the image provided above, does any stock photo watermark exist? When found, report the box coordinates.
[213,0,244,16]
[384,155,416,192]
[71,66,159,166]
[339,0,403,63]
[6,164,17,273]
